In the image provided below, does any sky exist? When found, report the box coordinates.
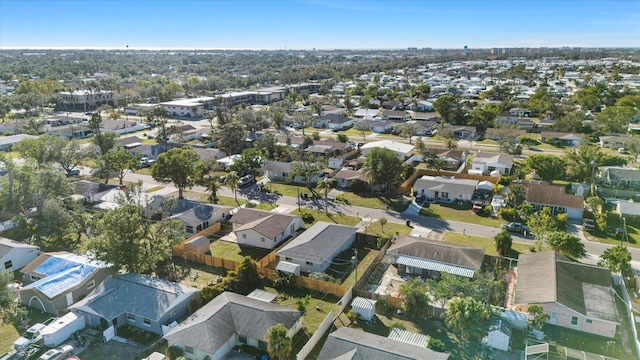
[1,0,639,50]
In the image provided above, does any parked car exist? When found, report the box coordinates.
[238,174,255,187]
[501,222,530,233]
[14,323,47,351]
[66,168,81,176]
[583,218,596,231]
[415,195,425,203]
[472,201,484,212]
[38,344,74,360]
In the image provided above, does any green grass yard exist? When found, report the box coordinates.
[419,203,505,228]
[209,240,272,263]
[290,209,360,226]
[442,232,531,258]
[336,192,411,212]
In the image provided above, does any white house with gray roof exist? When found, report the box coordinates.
[276,222,358,273]
[471,152,514,176]
[164,292,302,360]
[413,176,478,202]
[70,274,198,335]
[0,237,40,273]
[230,208,304,249]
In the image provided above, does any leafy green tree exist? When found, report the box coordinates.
[564,144,600,183]
[422,150,446,175]
[545,231,585,259]
[433,95,457,124]
[585,196,604,214]
[525,155,566,184]
[30,198,85,252]
[599,245,632,274]
[427,338,447,352]
[89,190,183,274]
[595,213,608,231]
[493,125,521,155]
[527,305,549,330]
[353,121,371,141]
[469,104,500,132]
[231,148,265,177]
[266,324,292,360]
[151,148,199,199]
[412,83,431,99]
[89,112,118,155]
[214,122,247,155]
[292,112,314,136]
[194,160,223,203]
[363,147,403,193]
[236,107,269,133]
[595,106,637,134]
[437,125,458,149]
[494,229,513,256]
[483,84,512,101]
[519,136,539,154]
[400,278,430,318]
[506,184,526,208]
[554,112,585,133]
[399,122,419,144]
[0,272,18,324]
[224,171,241,203]
[442,297,489,340]
[316,178,335,214]
[146,106,170,144]
[528,85,556,116]
[378,217,388,233]
[103,148,139,186]
[226,256,262,295]
[527,207,559,243]
[290,158,323,188]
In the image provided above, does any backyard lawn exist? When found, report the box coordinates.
[442,232,531,258]
[420,203,504,228]
[209,240,272,263]
[336,192,411,212]
[290,209,360,227]
[322,242,378,286]
[583,217,640,249]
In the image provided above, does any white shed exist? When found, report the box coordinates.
[486,319,511,351]
[351,297,376,321]
[183,235,210,254]
[276,260,301,276]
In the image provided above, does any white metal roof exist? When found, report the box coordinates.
[246,289,278,303]
[396,255,475,278]
[275,261,300,274]
[388,328,430,348]
[351,296,376,311]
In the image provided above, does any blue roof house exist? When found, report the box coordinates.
[19,252,111,316]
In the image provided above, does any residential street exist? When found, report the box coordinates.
[122,172,640,264]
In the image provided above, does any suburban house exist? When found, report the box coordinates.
[164,292,302,360]
[420,147,464,170]
[47,124,92,139]
[263,161,325,184]
[470,152,514,176]
[599,135,629,149]
[160,97,216,118]
[331,168,368,189]
[410,121,439,136]
[511,251,619,338]
[381,110,409,122]
[509,108,531,117]
[353,108,380,120]
[170,200,232,237]
[276,222,358,273]
[381,100,404,110]
[19,252,111,315]
[413,176,479,203]
[91,187,164,212]
[101,119,147,135]
[316,114,354,130]
[0,237,40,272]
[364,120,394,133]
[229,208,304,249]
[616,201,640,219]
[388,236,485,279]
[317,327,449,360]
[191,147,226,162]
[70,274,198,335]
[360,140,415,160]
[416,100,434,112]
[495,115,535,131]
[0,134,39,151]
[600,167,640,189]
[541,131,582,147]
[518,182,584,219]
[128,144,172,161]
[450,125,477,139]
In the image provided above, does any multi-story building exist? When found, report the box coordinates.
[59,90,115,110]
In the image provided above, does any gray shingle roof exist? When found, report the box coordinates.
[513,251,618,323]
[414,176,478,196]
[69,274,198,321]
[0,237,38,258]
[318,327,449,360]
[236,212,301,240]
[276,222,357,263]
[388,236,485,270]
[163,292,301,355]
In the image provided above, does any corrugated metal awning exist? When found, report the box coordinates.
[276,261,300,275]
[388,328,429,348]
[397,255,475,278]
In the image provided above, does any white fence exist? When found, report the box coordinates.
[296,287,353,360]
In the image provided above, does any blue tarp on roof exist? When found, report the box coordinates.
[26,254,106,299]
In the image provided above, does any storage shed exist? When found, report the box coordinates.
[183,235,210,254]
[486,319,511,351]
[275,260,301,276]
[351,297,376,321]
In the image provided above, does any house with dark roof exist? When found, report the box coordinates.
[318,327,449,360]
[164,292,302,360]
[276,222,358,273]
[420,147,464,170]
[518,183,584,219]
[600,166,640,189]
[381,110,409,122]
[19,252,111,315]
[0,237,40,273]
[511,252,619,338]
[316,114,355,130]
[331,168,368,189]
[70,274,198,335]
[598,135,628,150]
[169,200,232,237]
[388,236,485,279]
[471,152,514,176]
[541,131,582,147]
[128,144,173,160]
[191,147,226,162]
[229,209,304,249]
[263,161,325,184]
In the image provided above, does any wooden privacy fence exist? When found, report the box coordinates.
[173,248,241,272]
[295,276,350,297]
[174,222,222,252]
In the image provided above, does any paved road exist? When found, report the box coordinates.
[122,172,640,263]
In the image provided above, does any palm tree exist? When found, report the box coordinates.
[225,171,240,204]
[266,324,292,360]
[316,178,335,214]
[379,217,388,234]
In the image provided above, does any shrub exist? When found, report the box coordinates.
[556,213,567,230]
[427,338,447,352]
[166,345,183,360]
[499,207,516,222]
[301,213,315,224]
[390,321,406,330]
[498,176,511,186]
[296,294,311,312]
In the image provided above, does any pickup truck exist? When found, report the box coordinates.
[13,324,46,352]
[501,222,530,233]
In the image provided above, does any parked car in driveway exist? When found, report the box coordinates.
[501,222,529,233]
[238,174,255,188]
[38,344,74,360]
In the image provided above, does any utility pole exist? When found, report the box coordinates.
[353,249,358,287]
